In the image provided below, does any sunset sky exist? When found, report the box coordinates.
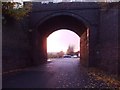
[47,29,80,53]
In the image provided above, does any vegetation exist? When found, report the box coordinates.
[47,45,80,58]
[66,45,75,56]
[2,2,32,21]
[88,67,120,87]
[47,51,64,58]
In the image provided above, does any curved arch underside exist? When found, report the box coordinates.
[37,15,88,37]
[33,15,89,67]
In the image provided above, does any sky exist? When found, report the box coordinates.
[21,0,119,2]
[1,0,119,2]
[47,29,80,53]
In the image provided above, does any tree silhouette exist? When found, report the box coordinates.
[66,45,74,56]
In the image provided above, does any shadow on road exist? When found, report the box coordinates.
[3,58,113,88]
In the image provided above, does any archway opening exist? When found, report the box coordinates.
[47,29,80,61]
[34,15,90,66]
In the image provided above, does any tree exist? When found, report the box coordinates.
[2,2,32,21]
[74,51,80,57]
[57,51,64,58]
[66,45,74,55]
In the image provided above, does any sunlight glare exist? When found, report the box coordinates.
[47,29,80,53]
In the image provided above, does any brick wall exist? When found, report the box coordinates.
[2,19,31,72]
[99,3,119,75]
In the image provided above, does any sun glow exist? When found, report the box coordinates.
[47,29,80,53]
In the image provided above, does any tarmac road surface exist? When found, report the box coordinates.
[3,58,110,88]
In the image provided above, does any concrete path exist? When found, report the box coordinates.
[3,58,110,88]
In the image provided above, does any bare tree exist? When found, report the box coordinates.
[66,45,75,55]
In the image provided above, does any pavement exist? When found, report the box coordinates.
[2,58,117,88]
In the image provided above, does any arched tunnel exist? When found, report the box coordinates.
[2,3,120,86]
[32,15,90,66]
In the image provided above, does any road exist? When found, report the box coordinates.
[3,58,111,88]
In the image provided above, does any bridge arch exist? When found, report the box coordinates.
[32,13,91,67]
[35,12,91,30]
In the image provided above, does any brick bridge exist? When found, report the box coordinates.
[3,2,120,77]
